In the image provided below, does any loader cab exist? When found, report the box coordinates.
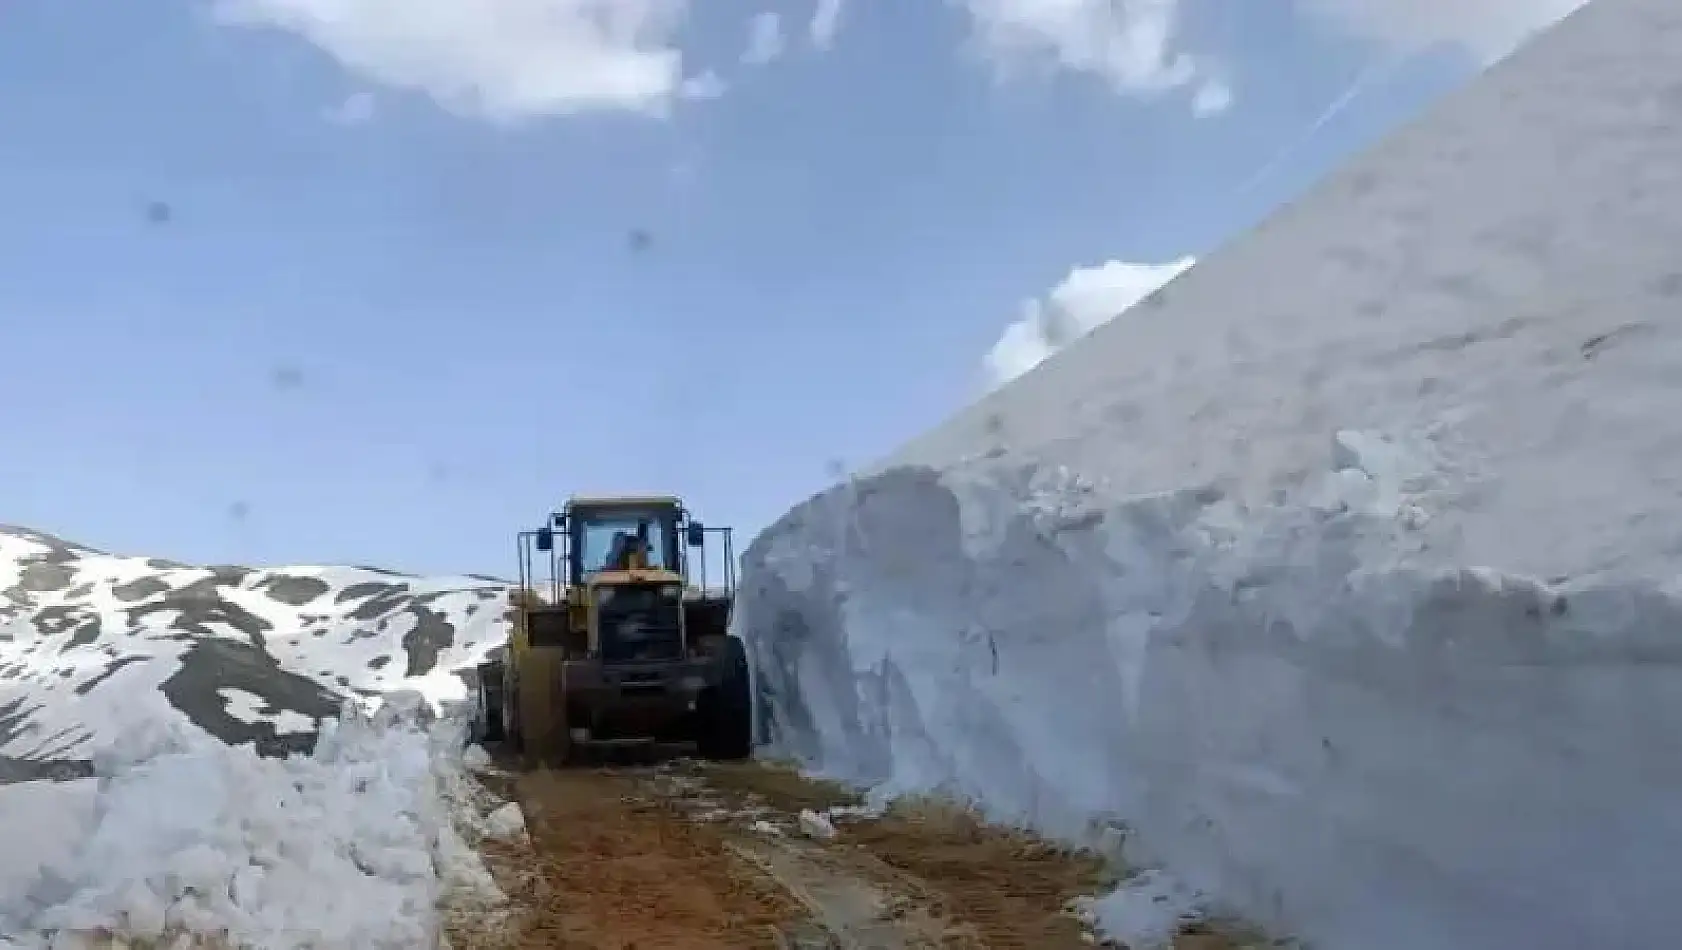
[534,495,727,590]
[572,508,678,580]
[519,495,738,663]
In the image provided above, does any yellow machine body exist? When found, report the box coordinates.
[474,494,748,766]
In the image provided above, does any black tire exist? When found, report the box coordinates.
[697,636,753,761]
[501,662,523,754]
[550,688,573,768]
[475,662,506,743]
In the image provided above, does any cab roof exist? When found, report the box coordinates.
[564,494,682,510]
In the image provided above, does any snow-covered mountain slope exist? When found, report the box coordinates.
[736,0,1682,948]
[0,524,510,778]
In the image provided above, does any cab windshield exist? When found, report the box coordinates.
[575,509,675,575]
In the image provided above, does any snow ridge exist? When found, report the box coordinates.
[0,524,511,776]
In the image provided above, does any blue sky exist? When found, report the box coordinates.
[0,0,1580,575]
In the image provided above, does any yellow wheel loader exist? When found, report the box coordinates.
[471,495,751,766]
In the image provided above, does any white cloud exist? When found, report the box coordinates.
[810,0,846,50]
[1299,0,1589,63]
[741,11,786,65]
[681,70,728,100]
[1190,78,1232,117]
[984,256,1195,388]
[212,0,702,122]
[955,0,1219,109]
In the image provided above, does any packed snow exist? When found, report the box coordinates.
[736,0,1682,948]
[0,524,518,947]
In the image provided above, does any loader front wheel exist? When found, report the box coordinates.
[697,637,752,761]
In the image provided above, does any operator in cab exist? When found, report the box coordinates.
[605,520,655,571]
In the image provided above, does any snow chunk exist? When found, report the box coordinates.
[1078,870,1205,950]
[483,803,526,840]
[796,809,837,840]
[462,744,493,772]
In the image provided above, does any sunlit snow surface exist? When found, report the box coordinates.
[737,0,1682,947]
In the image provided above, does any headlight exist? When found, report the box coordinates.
[661,584,683,599]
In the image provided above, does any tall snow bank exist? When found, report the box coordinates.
[737,451,1682,950]
[0,691,500,949]
[739,0,1682,945]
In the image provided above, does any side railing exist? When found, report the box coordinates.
[684,525,736,599]
[515,525,567,604]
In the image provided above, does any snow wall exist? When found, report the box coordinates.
[735,0,1682,947]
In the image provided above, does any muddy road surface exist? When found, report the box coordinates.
[454,757,1264,950]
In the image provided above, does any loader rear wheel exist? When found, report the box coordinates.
[549,676,573,768]
[474,661,505,743]
[697,636,752,761]
[502,663,523,755]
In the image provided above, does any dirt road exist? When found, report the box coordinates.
[484,767,802,948]
[455,758,1262,950]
